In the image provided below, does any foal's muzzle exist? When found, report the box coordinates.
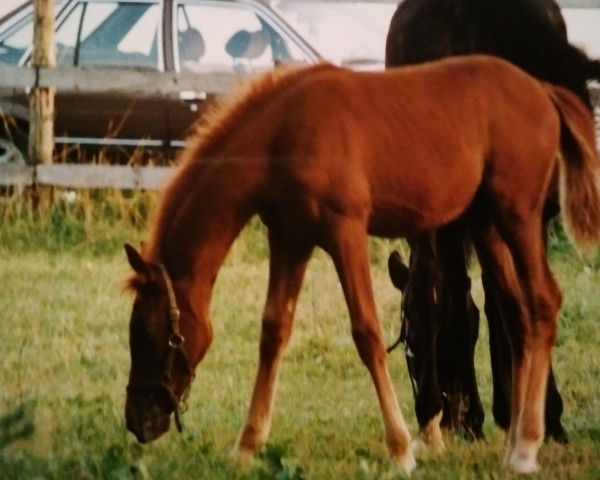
[125,388,174,443]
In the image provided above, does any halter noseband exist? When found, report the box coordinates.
[126,262,195,433]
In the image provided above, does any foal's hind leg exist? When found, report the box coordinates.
[504,233,561,474]
[233,232,313,464]
[483,267,568,443]
[328,220,416,475]
[473,219,561,474]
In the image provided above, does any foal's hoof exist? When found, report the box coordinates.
[411,435,445,459]
[504,447,540,475]
[546,424,568,444]
[395,450,417,477]
[231,447,257,472]
[387,432,417,476]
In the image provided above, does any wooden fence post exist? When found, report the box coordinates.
[29,0,56,166]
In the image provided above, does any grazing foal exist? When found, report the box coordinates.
[124,57,600,475]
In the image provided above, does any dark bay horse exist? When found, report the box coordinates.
[124,57,600,475]
[385,0,600,452]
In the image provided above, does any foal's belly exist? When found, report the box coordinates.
[367,203,466,238]
[367,174,481,238]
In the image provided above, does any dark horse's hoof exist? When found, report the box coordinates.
[546,424,569,444]
[440,393,485,441]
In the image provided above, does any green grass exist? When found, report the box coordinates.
[0,192,599,479]
[0,188,154,254]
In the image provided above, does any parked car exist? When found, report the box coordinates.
[0,0,597,166]
[0,0,397,165]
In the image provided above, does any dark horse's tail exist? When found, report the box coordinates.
[588,59,600,79]
[544,84,600,250]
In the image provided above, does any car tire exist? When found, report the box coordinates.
[0,137,27,167]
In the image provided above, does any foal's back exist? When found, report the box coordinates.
[271,56,558,236]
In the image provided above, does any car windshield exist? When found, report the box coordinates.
[271,0,396,69]
[0,1,65,64]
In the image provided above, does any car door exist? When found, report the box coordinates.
[51,0,168,161]
[167,0,317,150]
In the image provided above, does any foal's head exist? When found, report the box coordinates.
[123,243,211,443]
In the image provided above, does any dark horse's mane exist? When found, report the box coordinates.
[386,0,600,107]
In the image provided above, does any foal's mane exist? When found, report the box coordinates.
[179,62,338,164]
[141,62,338,266]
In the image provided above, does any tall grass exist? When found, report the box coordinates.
[0,187,155,254]
[0,190,599,479]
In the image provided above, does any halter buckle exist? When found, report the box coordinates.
[168,332,185,349]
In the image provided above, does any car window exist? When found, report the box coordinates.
[56,1,160,67]
[175,0,311,74]
[0,3,64,64]
[0,21,32,64]
[272,1,396,69]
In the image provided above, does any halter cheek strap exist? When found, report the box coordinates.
[158,263,197,432]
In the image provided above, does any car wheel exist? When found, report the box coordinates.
[0,137,27,167]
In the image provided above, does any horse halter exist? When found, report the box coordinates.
[126,262,195,433]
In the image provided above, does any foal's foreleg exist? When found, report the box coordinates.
[330,222,415,475]
[233,236,312,464]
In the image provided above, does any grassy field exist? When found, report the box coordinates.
[1,192,599,479]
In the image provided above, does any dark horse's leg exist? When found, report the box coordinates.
[400,213,567,446]
[388,224,484,452]
[482,271,512,432]
[435,223,484,439]
[545,370,567,442]
[393,237,445,453]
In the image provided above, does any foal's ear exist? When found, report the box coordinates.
[388,250,409,292]
[124,243,150,276]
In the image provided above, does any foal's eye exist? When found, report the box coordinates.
[131,315,159,347]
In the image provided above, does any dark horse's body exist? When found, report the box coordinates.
[385,0,600,449]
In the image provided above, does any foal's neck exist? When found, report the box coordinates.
[150,160,258,286]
